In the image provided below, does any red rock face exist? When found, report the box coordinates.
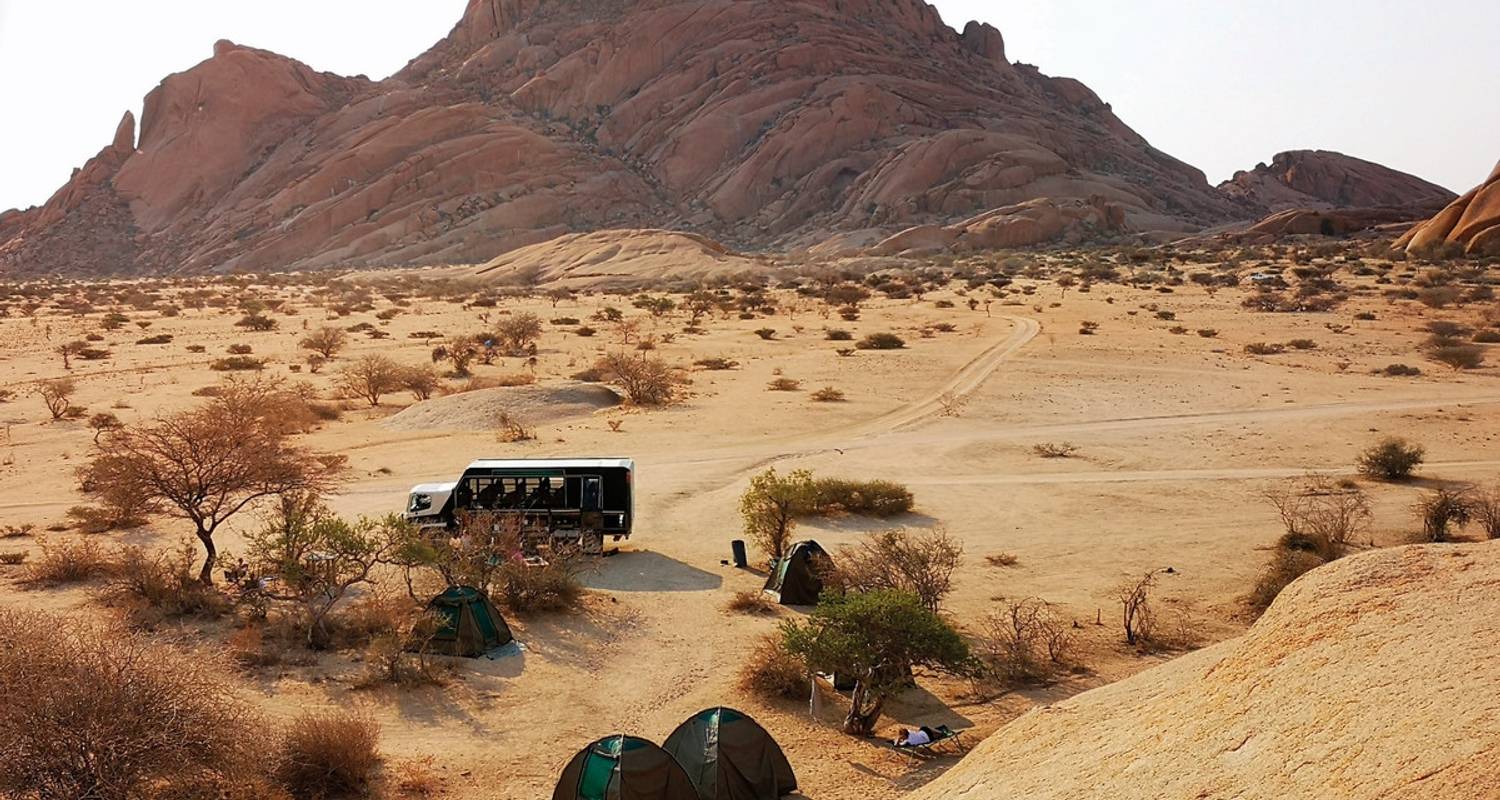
[1218,150,1455,214]
[5,0,1264,276]
[1396,161,1500,256]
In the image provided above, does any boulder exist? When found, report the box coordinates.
[908,542,1500,800]
[1396,161,1500,256]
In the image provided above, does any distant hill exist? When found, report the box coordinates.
[1,0,1242,276]
[0,2,1461,277]
[1218,149,1455,214]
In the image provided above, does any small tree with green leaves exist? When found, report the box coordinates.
[246,494,417,649]
[495,312,543,355]
[740,468,814,562]
[781,590,970,735]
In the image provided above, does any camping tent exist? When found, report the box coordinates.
[553,734,699,800]
[423,585,513,657]
[663,707,797,800]
[762,540,830,605]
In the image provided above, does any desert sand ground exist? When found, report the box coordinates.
[1,248,1497,799]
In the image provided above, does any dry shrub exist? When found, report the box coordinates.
[739,635,806,701]
[767,377,801,391]
[973,597,1075,689]
[1415,487,1473,542]
[1474,487,1500,540]
[494,411,535,443]
[986,552,1019,567]
[829,528,962,612]
[0,610,271,799]
[1248,549,1326,612]
[807,477,914,517]
[597,352,685,405]
[276,712,382,799]
[810,386,845,402]
[0,552,27,566]
[105,542,230,625]
[66,501,147,533]
[1031,442,1078,458]
[25,536,114,585]
[1118,571,1157,646]
[394,756,444,798]
[227,624,288,669]
[725,589,778,616]
[1263,476,1370,559]
[496,556,585,613]
[0,523,34,538]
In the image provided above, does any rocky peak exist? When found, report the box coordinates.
[111,111,136,153]
[959,20,1007,64]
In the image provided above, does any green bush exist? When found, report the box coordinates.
[1356,437,1424,481]
[808,478,913,517]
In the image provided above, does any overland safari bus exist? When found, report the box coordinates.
[405,458,634,553]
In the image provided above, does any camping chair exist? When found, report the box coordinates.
[893,725,962,755]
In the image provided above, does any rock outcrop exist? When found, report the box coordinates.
[907,542,1500,800]
[1218,150,1455,214]
[869,196,1125,255]
[1,0,1244,276]
[1396,161,1500,256]
[465,228,766,290]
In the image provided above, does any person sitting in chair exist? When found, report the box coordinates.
[895,726,939,746]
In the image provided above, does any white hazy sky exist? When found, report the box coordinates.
[1,0,1495,213]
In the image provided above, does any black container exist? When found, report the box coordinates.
[730,539,748,568]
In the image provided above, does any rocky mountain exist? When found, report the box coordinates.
[1218,149,1455,214]
[1396,160,1500,256]
[908,542,1500,800]
[1,0,1246,277]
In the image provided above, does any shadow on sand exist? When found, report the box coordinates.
[583,550,722,592]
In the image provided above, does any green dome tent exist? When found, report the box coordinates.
[762,540,830,606]
[423,585,513,657]
[553,734,698,800]
[662,707,797,800]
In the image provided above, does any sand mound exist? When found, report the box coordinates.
[909,542,1500,800]
[464,229,769,290]
[381,381,619,432]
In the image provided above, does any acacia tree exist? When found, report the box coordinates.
[299,326,348,359]
[781,590,970,735]
[55,340,86,370]
[495,312,543,355]
[79,405,338,584]
[339,354,402,406]
[36,378,77,420]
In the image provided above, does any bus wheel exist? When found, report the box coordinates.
[580,533,604,556]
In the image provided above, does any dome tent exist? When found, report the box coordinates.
[762,540,830,605]
[553,734,698,800]
[423,585,513,657]
[663,707,797,800]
